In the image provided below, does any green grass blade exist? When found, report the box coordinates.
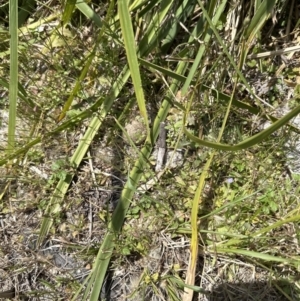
[215,248,298,265]
[62,0,76,25]
[205,214,300,250]
[182,0,226,95]
[240,0,276,65]
[182,2,227,296]
[244,0,276,42]
[37,63,130,246]
[118,0,149,134]
[252,215,300,238]
[37,113,106,246]
[57,50,97,122]
[83,63,188,301]
[75,0,103,28]
[58,0,115,121]
[138,0,173,52]
[38,0,178,262]
[8,0,18,152]
[139,58,300,134]
[11,1,194,297]
[1,0,175,163]
[183,103,300,151]
[0,78,38,109]
[160,0,196,54]
[185,150,215,301]
[199,191,260,220]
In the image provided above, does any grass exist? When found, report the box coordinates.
[1,0,300,300]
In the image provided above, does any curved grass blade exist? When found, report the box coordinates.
[139,58,300,135]
[75,0,103,28]
[183,103,300,151]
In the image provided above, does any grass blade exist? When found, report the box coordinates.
[215,248,298,265]
[244,0,276,44]
[182,0,226,94]
[37,114,106,246]
[184,103,300,151]
[118,0,150,135]
[62,0,76,25]
[8,0,18,152]
[80,56,189,301]
[58,0,116,121]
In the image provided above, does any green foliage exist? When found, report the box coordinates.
[49,158,71,182]
[1,0,300,300]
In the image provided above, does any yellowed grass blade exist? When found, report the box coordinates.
[184,38,239,298]
[183,153,215,301]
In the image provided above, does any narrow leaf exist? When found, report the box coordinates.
[118,0,150,136]
[8,0,18,152]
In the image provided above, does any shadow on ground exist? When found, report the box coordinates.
[199,279,298,301]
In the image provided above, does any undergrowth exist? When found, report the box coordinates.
[0,0,300,301]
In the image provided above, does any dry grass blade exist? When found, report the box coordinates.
[183,152,215,301]
[248,45,300,59]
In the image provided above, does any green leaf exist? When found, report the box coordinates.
[62,0,76,25]
[215,247,298,265]
[8,0,18,152]
[183,104,300,151]
[118,0,150,135]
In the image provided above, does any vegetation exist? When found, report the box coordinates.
[1,0,300,300]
